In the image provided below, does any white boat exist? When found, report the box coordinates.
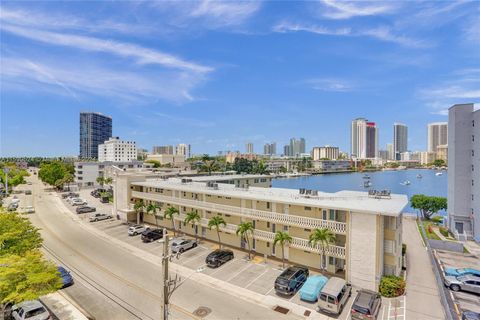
[400,180,411,186]
[416,174,422,179]
[435,172,443,176]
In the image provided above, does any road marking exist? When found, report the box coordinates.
[180,249,209,265]
[225,261,253,281]
[265,286,276,296]
[245,268,269,288]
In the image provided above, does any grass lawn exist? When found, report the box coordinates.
[416,219,441,240]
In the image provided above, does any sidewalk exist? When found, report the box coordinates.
[403,218,445,320]
[463,241,480,257]
[41,292,89,320]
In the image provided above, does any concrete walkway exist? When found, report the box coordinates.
[403,218,445,320]
[463,241,480,258]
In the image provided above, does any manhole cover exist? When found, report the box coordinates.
[273,306,289,314]
[304,310,311,316]
[193,306,212,317]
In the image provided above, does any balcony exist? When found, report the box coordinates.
[173,213,346,259]
[131,190,347,234]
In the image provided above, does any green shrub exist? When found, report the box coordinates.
[379,275,405,297]
[439,227,449,237]
[431,216,443,225]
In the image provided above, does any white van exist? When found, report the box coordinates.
[317,277,352,315]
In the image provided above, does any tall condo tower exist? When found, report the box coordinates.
[79,112,112,159]
[393,123,408,160]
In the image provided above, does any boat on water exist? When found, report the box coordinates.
[363,174,370,179]
[416,174,422,179]
[400,180,411,186]
[363,181,372,188]
[435,172,443,176]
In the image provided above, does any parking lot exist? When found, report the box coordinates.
[62,187,397,320]
[436,249,480,315]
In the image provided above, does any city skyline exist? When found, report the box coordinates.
[1,1,479,157]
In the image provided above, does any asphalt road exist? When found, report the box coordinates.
[19,175,302,320]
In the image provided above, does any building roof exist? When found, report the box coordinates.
[191,174,272,181]
[132,178,408,216]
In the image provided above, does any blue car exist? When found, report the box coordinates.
[58,266,74,288]
[299,275,328,302]
[444,267,480,278]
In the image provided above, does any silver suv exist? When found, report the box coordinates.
[171,238,197,253]
[128,225,148,236]
[444,275,480,294]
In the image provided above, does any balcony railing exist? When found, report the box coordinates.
[131,191,347,234]
[172,213,346,258]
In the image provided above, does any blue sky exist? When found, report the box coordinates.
[1,1,479,157]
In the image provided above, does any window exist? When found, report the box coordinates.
[266,242,270,247]
[304,228,311,232]
[304,206,311,211]
[384,240,395,254]
[329,256,335,265]
[254,179,259,183]
[283,225,288,231]
[329,209,336,220]
[267,202,271,209]
[322,210,327,220]
[267,222,270,228]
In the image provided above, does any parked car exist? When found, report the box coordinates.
[171,238,197,253]
[22,206,35,214]
[89,213,112,222]
[11,300,51,320]
[11,198,20,204]
[462,311,480,320]
[8,202,19,211]
[351,289,382,320]
[299,275,328,302]
[76,206,96,214]
[24,190,32,195]
[58,266,74,288]
[128,225,148,236]
[71,198,87,206]
[205,249,234,268]
[445,267,480,278]
[62,192,79,199]
[66,196,79,204]
[274,266,309,295]
[444,275,480,294]
[141,229,165,242]
[100,197,110,203]
[317,277,352,315]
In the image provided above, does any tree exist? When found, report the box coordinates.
[411,194,447,220]
[164,206,179,236]
[133,200,145,224]
[184,210,201,243]
[201,159,220,175]
[104,177,113,189]
[0,212,42,256]
[145,160,161,168]
[309,228,336,270]
[0,251,63,307]
[96,176,105,187]
[208,216,226,248]
[433,159,446,167]
[145,203,161,228]
[38,161,72,188]
[253,161,269,175]
[236,221,254,259]
[273,231,292,268]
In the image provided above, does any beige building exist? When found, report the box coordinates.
[114,175,407,291]
[420,151,436,165]
[436,144,448,164]
[225,152,258,163]
[312,146,339,160]
[146,154,186,166]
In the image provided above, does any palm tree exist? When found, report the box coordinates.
[236,221,254,260]
[184,210,201,243]
[133,200,145,224]
[273,231,292,268]
[309,228,336,271]
[145,203,161,228]
[208,216,226,248]
[104,177,113,189]
[164,206,179,236]
[96,176,105,188]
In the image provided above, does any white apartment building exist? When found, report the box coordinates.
[448,103,479,242]
[312,146,339,160]
[176,144,191,158]
[351,119,378,159]
[74,161,143,187]
[114,174,407,291]
[246,143,254,154]
[428,122,448,153]
[98,137,137,162]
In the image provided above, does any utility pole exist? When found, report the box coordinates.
[162,228,169,320]
[4,168,9,196]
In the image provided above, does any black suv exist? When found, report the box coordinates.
[141,229,165,243]
[76,206,96,214]
[274,266,309,295]
[205,249,234,268]
[351,289,382,320]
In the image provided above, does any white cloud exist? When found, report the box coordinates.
[189,0,261,26]
[319,0,397,19]
[273,21,428,48]
[1,24,212,73]
[1,57,205,103]
[304,78,354,92]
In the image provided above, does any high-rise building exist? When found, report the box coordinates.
[378,150,389,161]
[246,142,254,154]
[393,123,408,160]
[79,112,112,159]
[312,146,339,160]
[152,145,174,155]
[283,145,291,157]
[263,142,276,156]
[386,143,394,160]
[98,137,137,162]
[351,118,378,159]
[289,138,306,157]
[427,122,448,153]
[447,103,479,242]
[366,122,378,158]
[176,144,191,158]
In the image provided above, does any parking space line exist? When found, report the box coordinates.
[265,286,276,296]
[245,269,269,289]
[180,249,208,265]
[225,262,254,281]
[288,292,298,302]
